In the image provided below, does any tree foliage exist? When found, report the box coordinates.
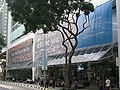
[7,0,94,33]
[7,0,94,87]
[0,33,6,50]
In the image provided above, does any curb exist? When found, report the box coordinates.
[0,81,53,90]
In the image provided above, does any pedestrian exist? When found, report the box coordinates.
[99,79,104,90]
[12,77,15,82]
[49,79,53,86]
[40,75,44,86]
[52,77,56,88]
[61,80,65,87]
[71,80,77,88]
[96,79,99,87]
[105,77,111,90]
[45,76,49,88]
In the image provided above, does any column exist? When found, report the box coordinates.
[116,0,120,88]
[32,33,35,81]
[6,11,12,80]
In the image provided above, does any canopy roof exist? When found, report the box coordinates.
[7,44,114,70]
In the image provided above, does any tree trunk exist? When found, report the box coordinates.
[65,63,72,87]
[64,49,75,87]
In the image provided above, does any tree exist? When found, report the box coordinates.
[0,33,6,52]
[7,0,94,87]
[0,33,6,79]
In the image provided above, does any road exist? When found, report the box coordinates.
[0,83,41,90]
[0,82,119,90]
[0,83,92,90]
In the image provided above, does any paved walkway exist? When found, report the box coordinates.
[53,86,97,90]
[0,81,119,90]
[52,86,120,90]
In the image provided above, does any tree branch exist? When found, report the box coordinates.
[75,8,81,34]
[62,27,74,49]
[77,15,90,35]
[58,29,68,64]
[58,23,75,38]
[71,12,76,23]
[22,0,29,10]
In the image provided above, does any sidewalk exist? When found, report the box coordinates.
[0,80,119,90]
[53,86,120,90]
[53,86,97,90]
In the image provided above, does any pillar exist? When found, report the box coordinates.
[32,33,35,81]
[116,0,120,88]
[6,11,12,80]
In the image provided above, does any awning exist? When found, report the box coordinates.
[48,44,113,66]
[26,60,42,68]
[7,60,32,70]
[7,44,113,69]
[7,60,42,70]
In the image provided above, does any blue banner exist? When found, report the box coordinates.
[77,0,112,49]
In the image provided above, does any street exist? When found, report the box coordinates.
[0,82,119,90]
[0,83,41,90]
[0,82,96,90]
[0,83,96,90]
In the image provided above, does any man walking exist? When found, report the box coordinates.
[105,77,111,90]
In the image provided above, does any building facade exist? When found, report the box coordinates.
[3,0,119,87]
[0,0,8,42]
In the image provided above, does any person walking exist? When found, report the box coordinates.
[105,77,111,90]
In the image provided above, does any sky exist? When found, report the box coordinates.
[89,0,110,7]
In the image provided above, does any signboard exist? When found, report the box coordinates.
[77,0,112,49]
[35,31,65,61]
[8,39,33,63]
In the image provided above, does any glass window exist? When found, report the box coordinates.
[101,45,111,51]
[80,49,86,55]
[86,48,94,54]
[93,47,101,53]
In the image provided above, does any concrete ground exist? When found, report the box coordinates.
[0,81,119,90]
[53,86,120,90]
